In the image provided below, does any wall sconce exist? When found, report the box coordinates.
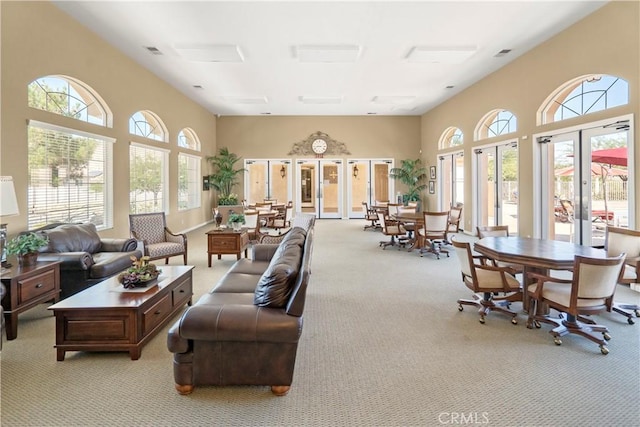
[352,165,359,178]
[280,165,286,178]
[1,176,20,267]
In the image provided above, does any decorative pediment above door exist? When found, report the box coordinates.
[287,131,351,157]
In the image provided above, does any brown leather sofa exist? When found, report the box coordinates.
[32,223,141,298]
[167,214,315,396]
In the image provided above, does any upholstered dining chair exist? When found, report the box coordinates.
[377,212,407,249]
[445,205,463,242]
[242,210,261,243]
[476,225,523,275]
[361,202,380,231]
[601,226,640,324]
[525,253,625,354]
[129,213,188,264]
[417,211,450,259]
[271,204,293,234]
[451,239,521,324]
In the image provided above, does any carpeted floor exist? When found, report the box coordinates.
[1,219,639,426]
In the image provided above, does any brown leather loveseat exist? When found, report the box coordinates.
[33,223,141,298]
[167,214,315,396]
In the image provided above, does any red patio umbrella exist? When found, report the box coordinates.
[555,163,627,177]
[591,147,627,167]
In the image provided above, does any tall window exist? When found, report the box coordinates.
[475,110,517,140]
[539,74,629,125]
[129,110,168,142]
[178,153,201,210]
[28,75,112,127]
[27,121,113,229]
[129,144,168,213]
[439,127,464,149]
[178,128,201,151]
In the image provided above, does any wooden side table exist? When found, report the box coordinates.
[206,229,249,267]
[1,260,61,340]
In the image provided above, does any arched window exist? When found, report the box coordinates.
[178,128,201,151]
[28,75,112,127]
[129,110,168,142]
[439,127,464,149]
[475,109,517,140]
[538,74,629,125]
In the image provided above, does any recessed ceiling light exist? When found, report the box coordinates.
[299,96,343,104]
[293,45,361,63]
[372,96,415,105]
[406,46,477,64]
[221,96,268,104]
[174,44,244,62]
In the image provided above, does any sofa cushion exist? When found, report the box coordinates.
[253,233,305,308]
[41,223,102,254]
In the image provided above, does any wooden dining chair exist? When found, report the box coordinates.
[526,253,625,354]
[361,202,380,231]
[601,226,640,324]
[475,226,524,275]
[241,210,261,243]
[417,211,450,259]
[451,239,521,324]
[377,212,408,250]
[445,205,463,243]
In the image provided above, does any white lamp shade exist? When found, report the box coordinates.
[0,176,20,217]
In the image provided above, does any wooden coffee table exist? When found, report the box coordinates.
[206,229,249,267]
[48,265,193,361]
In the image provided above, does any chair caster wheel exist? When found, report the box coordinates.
[458,304,463,311]
[603,332,611,341]
[534,320,541,329]
[635,310,640,317]
[479,317,485,324]
[600,345,609,355]
[553,338,562,346]
[628,317,635,325]
[511,318,518,325]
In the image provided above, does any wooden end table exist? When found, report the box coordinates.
[1,260,61,340]
[48,265,193,361]
[206,229,249,267]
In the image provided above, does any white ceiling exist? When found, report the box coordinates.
[53,1,607,117]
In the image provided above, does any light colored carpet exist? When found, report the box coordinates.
[1,220,639,426]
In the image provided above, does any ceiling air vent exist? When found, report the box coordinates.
[494,49,512,57]
[145,46,163,55]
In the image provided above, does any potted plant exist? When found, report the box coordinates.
[228,212,245,231]
[389,158,427,207]
[5,232,50,267]
[207,147,245,206]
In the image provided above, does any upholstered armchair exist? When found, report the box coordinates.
[451,239,521,324]
[129,213,187,265]
[526,254,625,354]
[602,226,640,324]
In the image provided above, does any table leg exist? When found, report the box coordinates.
[522,266,549,315]
[56,348,66,361]
[207,253,212,268]
[5,312,18,340]
[236,253,241,260]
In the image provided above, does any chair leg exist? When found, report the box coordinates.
[612,302,640,325]
[530,312,611,354]
[183,252,188,265]
[458,292,518,324]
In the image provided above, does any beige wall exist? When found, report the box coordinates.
[421,1,639,236]
[217,115,421,214]
[0,1,217,238]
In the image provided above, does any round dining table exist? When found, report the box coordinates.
[473,236,608,313]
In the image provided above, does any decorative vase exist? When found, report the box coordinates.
[18,252,38,267]
[215,210,223,228]
[231,222,242,231]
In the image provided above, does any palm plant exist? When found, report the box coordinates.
[206,147,245,205]
[389,158,427,203]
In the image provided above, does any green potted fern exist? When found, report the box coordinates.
[5,233,49,267]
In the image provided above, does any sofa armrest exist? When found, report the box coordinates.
[100,238,138,252]
[37,252,94,271]
[165,228,187,245]
[171,304,302,346]
[252,244,279,262]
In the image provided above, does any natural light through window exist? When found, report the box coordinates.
[178,128,201,151]
[129,144,168,213]
[476,110,517,140]
[178,154,201,210]
[129,110,168,142]
[439,127,464,149]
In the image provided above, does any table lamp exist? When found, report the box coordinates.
[1,176,20,267]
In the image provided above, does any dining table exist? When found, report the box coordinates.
[391,212,424,252]
[473,236,608,313]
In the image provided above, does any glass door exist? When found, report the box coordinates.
[539,118,632,245]
[347,159,393,218]
[474,142,519,234]
[244,159,292,206]
[439,152,465,229]
[295,159,343,219]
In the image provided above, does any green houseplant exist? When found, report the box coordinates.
[389,158,427,205]
[228,212,245,230]
[5,232,50,267]
[206,147,245,206]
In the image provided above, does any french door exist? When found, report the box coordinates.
[244,159,292,205]
[539,117,633,246]
[295,159,343,219]
[346,159,393,218]
[438,151,464,214]
[474,142,519,234]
